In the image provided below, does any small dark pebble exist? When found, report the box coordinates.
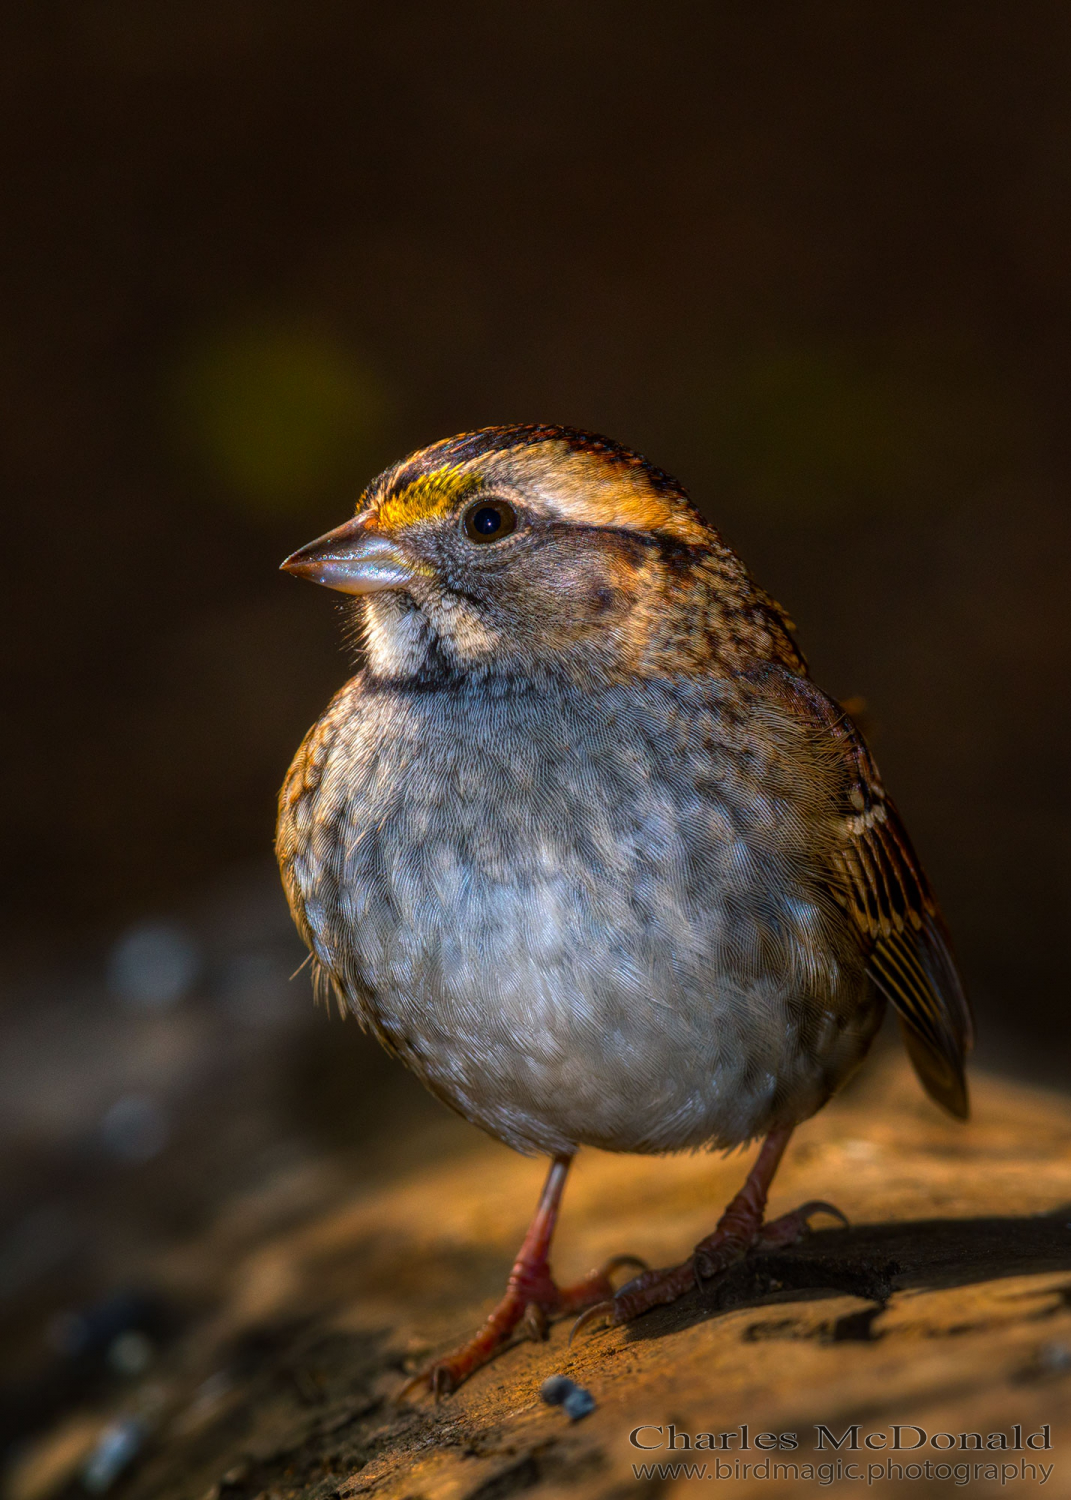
[540,1375,574,1406]
[562,1387,596,1420]
[540,1375,595,1420]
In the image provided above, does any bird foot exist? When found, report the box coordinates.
[570,1199,848,1341]
[400,1253,646,1400]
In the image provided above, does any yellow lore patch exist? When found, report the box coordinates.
[375,465,478,530]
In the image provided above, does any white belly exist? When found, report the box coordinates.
[291,675,880,1155]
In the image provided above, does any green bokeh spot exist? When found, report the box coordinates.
[171,322,388,515]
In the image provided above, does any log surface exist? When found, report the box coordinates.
[8,1055,1071,1500]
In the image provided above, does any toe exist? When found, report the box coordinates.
[521,1301,550,1342]
[758,1200,850,1249]
[557,1253,649,1312]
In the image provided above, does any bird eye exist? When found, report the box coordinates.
[462,499,517,543]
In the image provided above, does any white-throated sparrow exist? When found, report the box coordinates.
[277,425,971,1395]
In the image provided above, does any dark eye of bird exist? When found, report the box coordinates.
[463,499,517,543]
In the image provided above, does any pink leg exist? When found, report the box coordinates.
[573,1126,846,1336]
[403,1153,644,1399]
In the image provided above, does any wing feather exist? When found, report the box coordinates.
[759,669,973,1118]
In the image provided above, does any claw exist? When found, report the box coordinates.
[398,1367,435,1404]
[796,1200,850,1230]
[568,1298,617,1345]
[612,1268,653,1301]
[600,1253,649,1281]
[521,1301,550,1342]
[397,1356,459,1404]
[757,1200,850,1251]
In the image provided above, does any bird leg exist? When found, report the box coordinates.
[402,1152,645,1399]
[572,1126,847,1336]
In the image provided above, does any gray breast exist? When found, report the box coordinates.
[290,673,879,1156]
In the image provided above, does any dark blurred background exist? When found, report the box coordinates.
[2,0,1070,1480]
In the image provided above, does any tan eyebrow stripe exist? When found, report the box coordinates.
[371,440,708,543]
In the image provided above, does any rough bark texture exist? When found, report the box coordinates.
[9,1054,1071,1500]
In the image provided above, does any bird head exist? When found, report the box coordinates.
[282,425,801,683]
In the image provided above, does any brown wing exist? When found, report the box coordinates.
[837,791,973,1118]
[760,669,974,1118]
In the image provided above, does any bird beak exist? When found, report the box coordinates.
[280,512,419,595]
